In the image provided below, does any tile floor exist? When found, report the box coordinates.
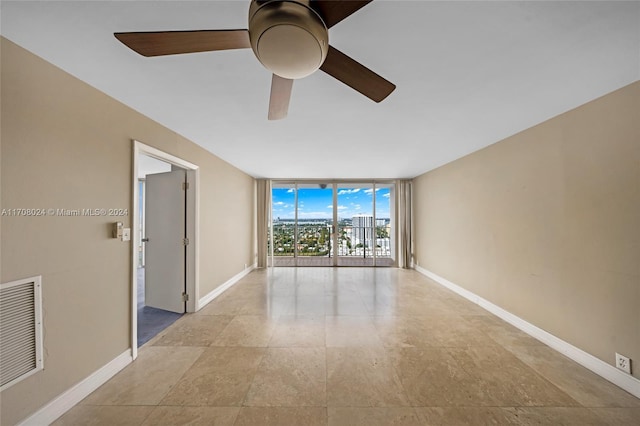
[55,268,640,425]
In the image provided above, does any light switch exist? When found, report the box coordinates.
[113,222,123,239]
[122,228,131,242]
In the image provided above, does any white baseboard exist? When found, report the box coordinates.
[18,350,132,426]
[414,265,640,399]
[197,263,256,310]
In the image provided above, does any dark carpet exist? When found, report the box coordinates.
[137,267,182,347]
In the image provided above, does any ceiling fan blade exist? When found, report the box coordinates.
[114,29,250,57]
[310,0,373,28]
[320,45,395,103]
[268,74,294,120]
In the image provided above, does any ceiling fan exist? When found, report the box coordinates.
[114,0,395,120]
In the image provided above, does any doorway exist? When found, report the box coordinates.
[136,156,184,346]
[132,141,199,358]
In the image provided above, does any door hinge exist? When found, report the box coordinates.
[182,182,189,190]
[182,238,190,246]
[182,292,189,302]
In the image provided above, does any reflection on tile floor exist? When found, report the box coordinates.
[57,268,640,425]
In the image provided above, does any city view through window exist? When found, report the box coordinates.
[270,183,394,266]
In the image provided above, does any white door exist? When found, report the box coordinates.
[144,170,186,313]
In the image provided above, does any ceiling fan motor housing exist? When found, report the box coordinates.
[248,0,328,79]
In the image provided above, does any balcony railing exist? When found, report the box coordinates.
[270,225,391,258]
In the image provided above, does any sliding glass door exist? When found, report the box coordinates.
[295,183,334,266]
[336,183,374,266]
[271,183,296,266]
[272,182,334,266]
[271,181,395,267]
[374,183,394,266]
[335,183,395,266]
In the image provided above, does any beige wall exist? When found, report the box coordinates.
[0,38,255,425]
[414,81,640,380]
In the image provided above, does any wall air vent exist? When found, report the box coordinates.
[0,276,43,391]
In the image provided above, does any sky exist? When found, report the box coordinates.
[272,186,391,220]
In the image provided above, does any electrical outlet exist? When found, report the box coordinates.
[615,353,631,374]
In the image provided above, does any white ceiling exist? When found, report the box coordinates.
[2,1,639,179]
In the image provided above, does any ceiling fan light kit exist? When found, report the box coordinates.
[249,0,328,80]
[114,0,395,120]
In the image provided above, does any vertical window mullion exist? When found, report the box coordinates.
[294,183,299,264]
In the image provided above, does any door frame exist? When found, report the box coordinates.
[131,140,199,359]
